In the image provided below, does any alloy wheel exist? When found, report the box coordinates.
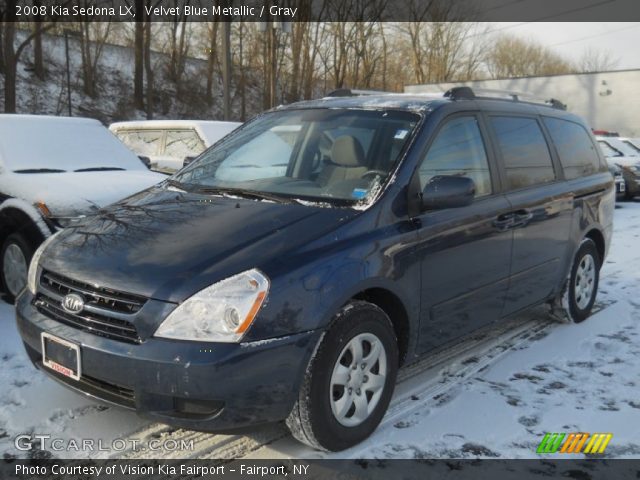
[329,332,387,427]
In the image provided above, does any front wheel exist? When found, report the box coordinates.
[551,239,600,323]
[286,301,398,451]
[1,233,35,303]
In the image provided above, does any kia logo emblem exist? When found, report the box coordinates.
[61,293,85,314]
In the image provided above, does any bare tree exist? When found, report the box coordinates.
[486,34,575,79]
[578,47,619,73]
[78,21,111,98]
[1,1,57,112]
[166,17,191,90]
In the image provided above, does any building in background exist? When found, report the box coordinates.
[405,69,640,137]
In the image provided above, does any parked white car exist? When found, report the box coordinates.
[0,115,166,301]
[618,137,640,156]
[109,120,241,173]
[596,136,639,200]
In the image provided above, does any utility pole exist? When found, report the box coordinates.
[221,21,231,120]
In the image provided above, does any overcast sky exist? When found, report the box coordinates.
[489,22,640,69]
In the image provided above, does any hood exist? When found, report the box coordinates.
[40,186,359,303]
[1,170,166,216]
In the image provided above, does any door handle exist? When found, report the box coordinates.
[511,209,533,227]
[493,213,515,230]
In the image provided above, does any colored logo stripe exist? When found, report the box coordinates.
[537,433,566,454]
[583,433,613,454]
[537,433,613,454]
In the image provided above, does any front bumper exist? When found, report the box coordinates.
[622,170,640,196]
[15,291,321,431]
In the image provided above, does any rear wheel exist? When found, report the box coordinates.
[550,239,600,323]
[1,233,34,303]
[286,301,398,451]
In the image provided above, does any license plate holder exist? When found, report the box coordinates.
[41,332,81,381]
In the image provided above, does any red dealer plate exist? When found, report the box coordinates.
[41,332,81,381]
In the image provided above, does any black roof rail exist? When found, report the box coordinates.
[444,86,567,110]
[327,88,391,97]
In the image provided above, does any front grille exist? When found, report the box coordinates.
[41,271,146,314]
[35,270,145,344]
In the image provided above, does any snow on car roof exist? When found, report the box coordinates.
[276,94,448,113]
[109,120,242,146]
[0,114,147,172]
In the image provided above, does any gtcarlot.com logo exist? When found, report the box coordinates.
[537,432,613,454]
[15,434,194,452]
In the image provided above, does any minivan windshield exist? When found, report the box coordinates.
[173,109,420,206]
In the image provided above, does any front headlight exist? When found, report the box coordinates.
[155,269,270,343]
[27,232,61,295]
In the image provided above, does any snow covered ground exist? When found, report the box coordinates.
[1,202,639,460]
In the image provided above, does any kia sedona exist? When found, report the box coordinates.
[16,88,614,451]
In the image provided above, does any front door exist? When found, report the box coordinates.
[413,115,513,354]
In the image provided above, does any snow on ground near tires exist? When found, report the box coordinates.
[1,203,639,460]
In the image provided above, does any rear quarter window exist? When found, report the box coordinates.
[164,129,206,158]
[543,117,601,179]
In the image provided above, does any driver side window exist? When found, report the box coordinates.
[418,116,492,197]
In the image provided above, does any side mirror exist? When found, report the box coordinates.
[138,155,151,169]
[421,175,475,210]
[183,156,196,168]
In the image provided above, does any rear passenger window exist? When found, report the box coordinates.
[491,116,555,190]
[116,129,163,157]
[543,118,600,179]
[418,116,492,197]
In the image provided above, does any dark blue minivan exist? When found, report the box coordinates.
[16,88,614,451]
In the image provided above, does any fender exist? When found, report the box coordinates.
[0,198,53,239]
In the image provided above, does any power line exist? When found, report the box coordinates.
[548,23,640,47]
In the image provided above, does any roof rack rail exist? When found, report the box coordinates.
[327,88,391,97]
[444,86,567,110]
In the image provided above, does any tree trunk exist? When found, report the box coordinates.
[33,4,45,79]
[3,21,17,112]
[144,18,153,119]
[0,22,5,74]
[205,22,219,105]
[133,0,145,109]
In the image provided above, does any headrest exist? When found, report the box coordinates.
[331,135,365,167]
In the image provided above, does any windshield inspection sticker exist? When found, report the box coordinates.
[352,188,368,199]
[394,129,409,140]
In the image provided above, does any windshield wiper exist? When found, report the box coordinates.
[13,168,66,174]
[194,186,294,204]
[74,167,126,172]
[165,178,191,192]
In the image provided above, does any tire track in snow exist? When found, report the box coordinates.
[117,304,587,459]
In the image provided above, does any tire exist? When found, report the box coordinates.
[286,301,399,451]
[551,239,601,324]
[1,233,35,303]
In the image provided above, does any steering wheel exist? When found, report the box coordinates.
[361,170,387,179]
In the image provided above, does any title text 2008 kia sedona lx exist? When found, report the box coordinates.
[16,88,614,451]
